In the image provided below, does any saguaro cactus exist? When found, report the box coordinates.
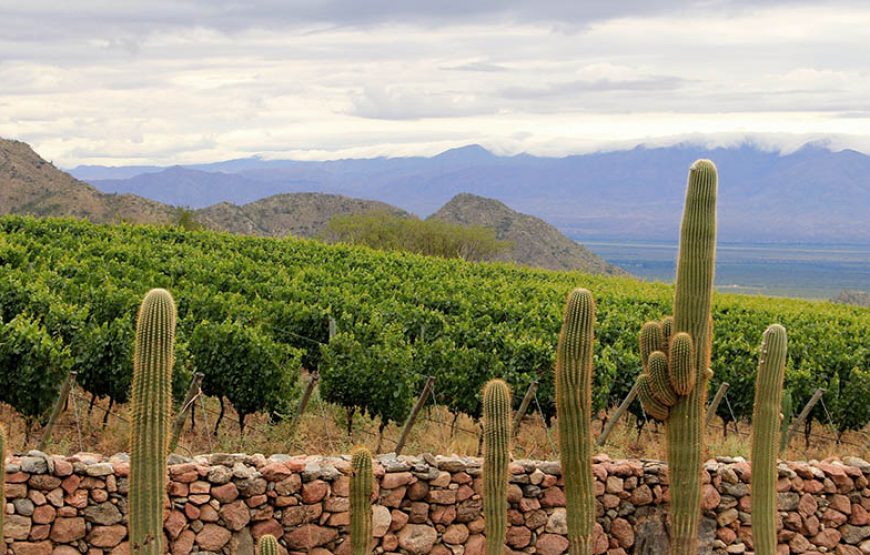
[555,288,596,555]
[637,160,717,555]
[257,534,280,555]
[483,379,511,555]
[129,289,176,555]
[751,324,788,555]
[350,446,374,555]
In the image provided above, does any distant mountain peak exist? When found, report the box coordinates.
[434,144,495,161]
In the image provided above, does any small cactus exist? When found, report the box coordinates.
[751,324,788,555]
[483,379,511,555]
[1,423,5,545]
[350,446,374,555]
[129,289,176,555]
[555,288,596,555]
[257,534,280,555]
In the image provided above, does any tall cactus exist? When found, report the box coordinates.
[257,534,280,555]
[555,288,596,555]
[129,289,176,555]
[637,159,717,555]
[350,446,374,555]
[751,324,788,555]
[483,379,511,555]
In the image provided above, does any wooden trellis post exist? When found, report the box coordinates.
[704,382,730,427]
[780,387,824,454]
[394,375,435,455]
[512,381,539,437]
[38,371,77,451]
[597,377,640,446]
[169,372,204,451]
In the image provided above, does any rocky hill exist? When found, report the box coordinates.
[195,193,409,238]
[0,138,175,224]
[430,193,623,274]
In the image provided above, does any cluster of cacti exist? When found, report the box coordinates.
[257,534,280,555]
[751,324,788,555]
[129,288,177,555]
[555,288,596,555]
[350,446,374,555]
[482,379,511,555]
[636,159,718,555]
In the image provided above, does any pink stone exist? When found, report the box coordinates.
[196,523,232,551]
[536,534,570,555]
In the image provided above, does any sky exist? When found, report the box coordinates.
[2,1,870,166]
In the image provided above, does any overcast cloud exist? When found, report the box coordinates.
[1,0,870,165]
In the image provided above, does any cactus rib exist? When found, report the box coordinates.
[483,379,511,555]
[350,446,374,555]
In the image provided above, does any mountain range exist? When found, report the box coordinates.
[72,142,870,244]
[1,138,620,274]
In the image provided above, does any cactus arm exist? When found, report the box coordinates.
[647,351,679,407]
[129,289,176,555]
[751,324,788,555]
[483,379,511,555]
[667,159,718,555]
[637,374,670,421]
[668,333,696,396]
[661,316,674,356]
[639,321,664,369]
[257,534,280,555]
[350,446,374,555]
[555,288,596,555]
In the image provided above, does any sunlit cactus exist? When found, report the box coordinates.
[636,159,718,555]
[483,379,511,555]
[1,423,5,543]
[129,288,176,555]
[555,288,595,555]
[350,446,374,555]
[751,324,788,555]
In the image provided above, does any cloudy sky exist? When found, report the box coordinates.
[2,0,870,166]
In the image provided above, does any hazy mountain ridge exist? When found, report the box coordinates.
[0,138,175,225]
[74,143,870,243]
[2,137,617,274]
[429,193,624,275]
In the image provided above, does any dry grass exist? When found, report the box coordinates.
[3,387,868,463]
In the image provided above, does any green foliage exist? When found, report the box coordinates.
[0,215,867,434]
[189,319,301,429]
[483,379,511,555]
[832,367,870,434]
[129,289,176,555]
[73,318,135,404]
[750,324,788,555]
[323,210,511,261]
[174,207,204,231]
[555,288,595,555]
[350,446,374,555]
[320,318,416,426]
[0,313,70,421]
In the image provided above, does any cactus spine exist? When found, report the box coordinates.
[751,324,788,555]
[638,160,717,555]
[350,446,374,555]
[483,379,511,555]
[555,288,596,555]
[257,534,280,555]
[129,289,176,555]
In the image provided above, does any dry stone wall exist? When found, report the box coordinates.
[3,451,870,555]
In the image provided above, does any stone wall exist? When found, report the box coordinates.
[3,451,870,555]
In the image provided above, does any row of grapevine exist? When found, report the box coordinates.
[0,216,867,435]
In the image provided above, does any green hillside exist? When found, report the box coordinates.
[0,216,867,433]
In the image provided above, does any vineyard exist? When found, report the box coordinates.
[0,215,868,454]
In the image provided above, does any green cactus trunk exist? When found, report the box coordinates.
[555,288,596,555]
[483,379,511,555]
[350,446,374,555]
[257,534,280,555]
[129,289,176,555]
[751,324,788,555]
[667,160,717,555]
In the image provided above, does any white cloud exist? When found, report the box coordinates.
[0,1,869,165]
